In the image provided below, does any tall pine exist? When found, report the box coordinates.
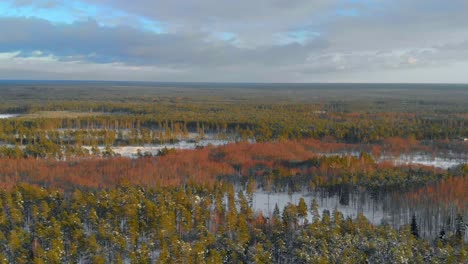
[411,214,419,239]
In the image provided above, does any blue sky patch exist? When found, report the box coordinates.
[336,8,359,17]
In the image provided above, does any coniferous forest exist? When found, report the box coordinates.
[0,82,466,263]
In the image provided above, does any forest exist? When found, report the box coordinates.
[0,183,466,263]
[0,81,466,263]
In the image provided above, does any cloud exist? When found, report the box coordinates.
[79,0,332,28]
[0,17,328,68]
[1,0,468,82]
[73,0,336,47]
[0,51,185,81]
[323,0,468,51]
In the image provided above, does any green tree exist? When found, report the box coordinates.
[310,198,320,223]
[297,197,308,225]
[410,214,419,239]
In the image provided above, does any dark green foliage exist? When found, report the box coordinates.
[411,214,420,239]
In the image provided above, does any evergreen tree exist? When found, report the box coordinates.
[310,198,320,223]
[272,203,280,221]
[455,214,466,241]
[297,197,308,225]
[411,214,419,239]
[439,228,446,241]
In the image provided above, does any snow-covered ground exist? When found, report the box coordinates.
[108,144,466,166]
[389,154,467,169]
[251,190,467,240]
[252,191,387,225]
[0,114,20,119]
[87,139,233,157]
[322,151,466,169]
[1,138,465,168]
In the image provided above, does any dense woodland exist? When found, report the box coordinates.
[0,183,466,264]
[0,83,467,147]
[0,106,466,145]
[0,141,466,191]
[0,82,466,263]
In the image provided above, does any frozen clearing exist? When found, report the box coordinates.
[106,144,467,167]
[389,154,466,169]
[252,191,387,225]
[251,190,468,240]
[113,145,466,167]
[0,114,20,119]
[100,139,232,157]
[324,151,466,169]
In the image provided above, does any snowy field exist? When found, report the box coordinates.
[1,139,465,168]
[251,190,467,240]
[86,139,233,157]
[111,146,466,167]
[389,154,467,169]
[0,114,19,119]
[322,151,466,169]
[252,191,387,225]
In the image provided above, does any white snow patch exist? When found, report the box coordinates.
[84,139,232,158]
[252,191,387,225]
[323,151,466,169]
[0,114,20,119]
[386,154,466,169]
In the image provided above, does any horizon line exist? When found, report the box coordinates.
[0,79,467,85]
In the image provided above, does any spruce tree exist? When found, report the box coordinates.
[297,198,308,222]
[310,198,320,223]
[455,214,466,241]
[411,214,419,239]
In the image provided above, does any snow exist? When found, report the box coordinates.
[252,191,387,225]
[251,190,468,240]
[87,139,232,158]
[323,151,466,169]
[387,154,466,169]
[0,114,19,119]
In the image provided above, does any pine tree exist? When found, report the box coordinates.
[321,209,331,225]
[438,228,446,241]
[411,214,419,239]
[297,198,308,225]
[237,215,250,245]
[246,179,256,206]
[455,213,466,241]
[282,203,298,230]
[310,198,320,223]
[272,203,280,221]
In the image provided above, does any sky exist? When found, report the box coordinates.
[0,0,467,83]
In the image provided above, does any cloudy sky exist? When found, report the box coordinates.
[0,0,467,82]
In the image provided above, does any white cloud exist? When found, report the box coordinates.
[1,0,468,82]
[0,51,185,80]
